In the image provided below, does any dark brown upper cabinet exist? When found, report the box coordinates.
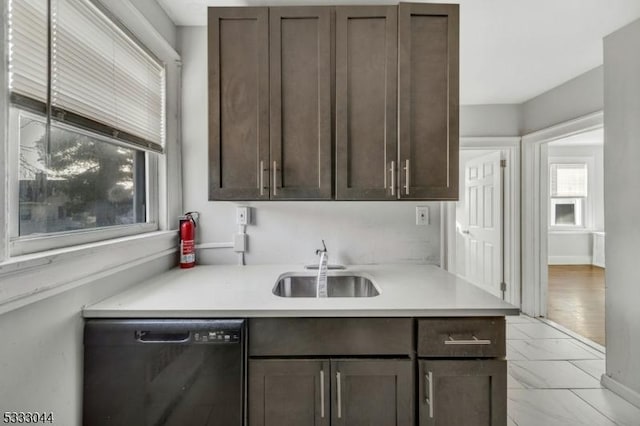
[208,8,269,200]
[398,3,459,200]
[208,3,459,201]
[335,6,398,200]
[269,7,333,200]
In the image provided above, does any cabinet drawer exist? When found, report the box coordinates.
[249,318,413,356]
[417,318,505,358]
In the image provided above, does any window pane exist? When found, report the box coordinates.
[18,114,146,236]
[555,203,576,225]
[550,163,588,197]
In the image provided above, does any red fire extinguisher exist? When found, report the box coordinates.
[179,212,198,268]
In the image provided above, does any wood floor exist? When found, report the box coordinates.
[547,265,605,346]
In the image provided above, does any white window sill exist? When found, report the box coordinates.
[0,230,178,315]
[548,228,595,235]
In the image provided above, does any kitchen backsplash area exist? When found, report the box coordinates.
[194,201,442,266]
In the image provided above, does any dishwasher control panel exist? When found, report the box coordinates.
[193,330,241,343]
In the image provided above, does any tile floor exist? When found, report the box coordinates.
[506,314,640,426]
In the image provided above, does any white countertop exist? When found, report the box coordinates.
[83,264,519,318]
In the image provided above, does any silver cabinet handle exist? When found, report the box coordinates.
[425,371,434,418]
[444,335,492,345]
[320,370,325,418]
[389,160,396,196]
[259,160,265,196]
[336,371,342,419]
[272,160,278,196]
[462,229,470,235]
[404,159,410,195]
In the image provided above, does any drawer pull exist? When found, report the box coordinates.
[444,335,492,345]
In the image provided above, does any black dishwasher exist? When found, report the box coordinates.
[83,319,245,426]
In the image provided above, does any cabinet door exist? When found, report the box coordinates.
[398,3,459,200]
[418,360,507,426]
[332,359,414,426]
[270,7,332,200]
[335,6,397,200]
[249,359,330,426]
[208,8,270,200]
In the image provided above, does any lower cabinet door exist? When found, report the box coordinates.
[418,359,507,426]
[249,359,330,426]
[332,359,414,426]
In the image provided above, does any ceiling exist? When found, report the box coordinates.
[157,0,640,105]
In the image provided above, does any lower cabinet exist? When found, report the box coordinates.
[249,358,413,426]
[418,360,507,426]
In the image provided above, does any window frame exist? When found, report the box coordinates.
[8,108,160,256]
[548,157,594,231]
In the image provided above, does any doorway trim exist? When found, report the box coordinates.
[520,111,604,317]
[444,136,521,307]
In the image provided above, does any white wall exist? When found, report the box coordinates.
[547,144,604,265]
[522,66,603,134]
[131,0,177,49]
[460,105,522,137]
[547,233,593,265]
[603,17,640,401]
[179,26,441,266]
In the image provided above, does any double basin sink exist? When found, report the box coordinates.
[273,273,379,298]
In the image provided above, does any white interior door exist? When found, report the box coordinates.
[464,151,503,298]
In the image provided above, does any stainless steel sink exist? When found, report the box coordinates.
[273,274,380,298]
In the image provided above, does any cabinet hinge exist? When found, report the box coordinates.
[500,282,507,292]
[500,159,507,168]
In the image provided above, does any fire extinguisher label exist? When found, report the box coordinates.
[181,240,195,263]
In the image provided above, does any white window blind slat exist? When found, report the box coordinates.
[550,164,588,198]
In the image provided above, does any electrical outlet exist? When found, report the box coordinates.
[236,206,250,225]
[416,206,429,225]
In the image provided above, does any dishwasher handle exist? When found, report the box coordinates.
[135,330,190,343]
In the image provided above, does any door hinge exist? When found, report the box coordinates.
[500,159,507,168]
[500,282,507,292]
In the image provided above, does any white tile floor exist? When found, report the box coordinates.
[506,315,640,426]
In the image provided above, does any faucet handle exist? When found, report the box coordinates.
[315,239,327,255]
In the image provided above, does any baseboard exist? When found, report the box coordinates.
[601,374,640,409]
[548,255,592,265]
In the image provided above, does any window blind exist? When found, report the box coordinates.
[550,163,588,197]
[8,0,48,110]
[8,0,165,152]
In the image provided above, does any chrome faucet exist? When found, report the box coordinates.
[316,240,328,297]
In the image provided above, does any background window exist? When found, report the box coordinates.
[550,163,588,227]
